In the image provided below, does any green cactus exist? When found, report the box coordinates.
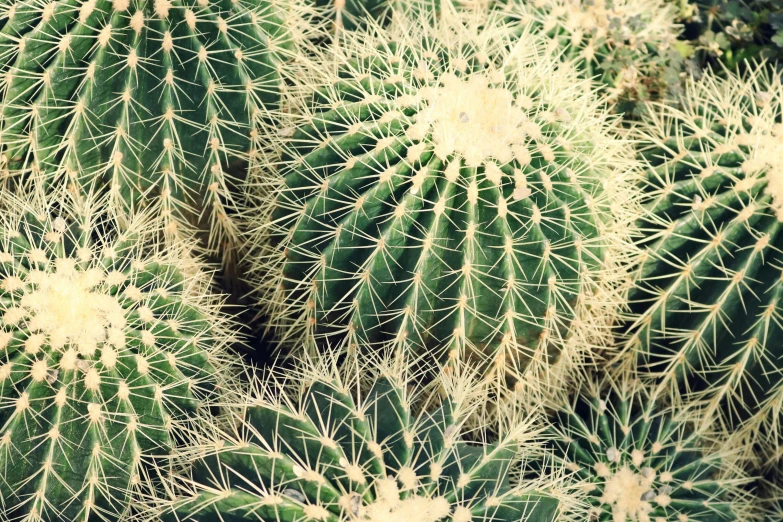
[545,376,757,521]
[161,352,563,522]
[0,0,307,269]
[624,66,783,460]
[497,0,687,114]
[0,189,238,521]
[247,9,640,397]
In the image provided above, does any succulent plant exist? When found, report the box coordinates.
[0,0,308,269]
[496,0,686,114]
[676,0,783,71]
[161,351,565,522]
[624,66,783,460]
[246,9,640,398]
[546,376,757,521]
[0,189,238,521]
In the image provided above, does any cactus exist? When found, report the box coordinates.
[624,66,783,460]
[161,351,565,522]
[0,0,308,269]
[0,188,238,521]
[496,0,686,113]
[246,9,640,398]
[545,376,757,521]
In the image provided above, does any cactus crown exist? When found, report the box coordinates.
[625,65,783,459]
[247,8,641,400]
[0,189,238,521]
[0,0,309,266]
[162,352,570,522]
[545,376,757,521]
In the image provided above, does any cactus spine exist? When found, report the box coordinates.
[0,189,238,521]
[544,376,757,521]
[161,352,565,522]
[247,9,640,398]
[0,0,305,268]
[625,66,783,461]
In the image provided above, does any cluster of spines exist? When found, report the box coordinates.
[245,7,642,405]
[0,189,239,521]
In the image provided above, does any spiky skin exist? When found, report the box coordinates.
[497,0,684,113]
[0,190,237,521]
[248,10,639,397]
[163,353,562,522]
[625,67,783,461]
[0,0,303,268]
[547,378,756,521]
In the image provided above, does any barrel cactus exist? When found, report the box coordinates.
[497,0,685,111]
[0,0,308,268]
[0,189,238,521]
[625,67,783,460]
[161,352,564,522]
[247,9,640,397]
[546,376,757,521]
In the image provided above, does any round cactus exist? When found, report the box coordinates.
[497,0,684,111]
[0,0,308,268]
[546,377,757,521]
[624,67,783,459]
[247,9,640,397]
[0,189,238,521]
[161,352,564,522]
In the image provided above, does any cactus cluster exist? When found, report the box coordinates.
[247,9,641,398]
[0,190,237,521]
[161,352,566,522]
[0,0,306,268]
[499,0,685,110]
[625,67,783,459]
[544,376,756,521]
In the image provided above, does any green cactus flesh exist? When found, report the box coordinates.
[167,367,560,522]
[627,68,783,455]
[0,0,297,264]
[258,11,635,391]
[548,379,752,521]
[0,194,234,521]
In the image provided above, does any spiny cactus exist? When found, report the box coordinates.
[0,0,308,269]
[624,66,783,461]
[0,189,238,521]
[497,0,685,112]
[545,376,757,521]
[160,351,568,522]
[246,9,640,399]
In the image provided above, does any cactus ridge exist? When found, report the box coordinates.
[247,9,641,398]
[0,189,238,521]
[624,66,783,460]
[0,0,306,267]
[162,352,566,522]
[546,377,757,522]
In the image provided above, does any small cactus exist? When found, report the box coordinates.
[0,189,238,521]
[247,9,640,398]
[498,0,685,111]
[546,376,757,521]
[625,66,783,460]
[161,352,564,522]
[0,0,308,268]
